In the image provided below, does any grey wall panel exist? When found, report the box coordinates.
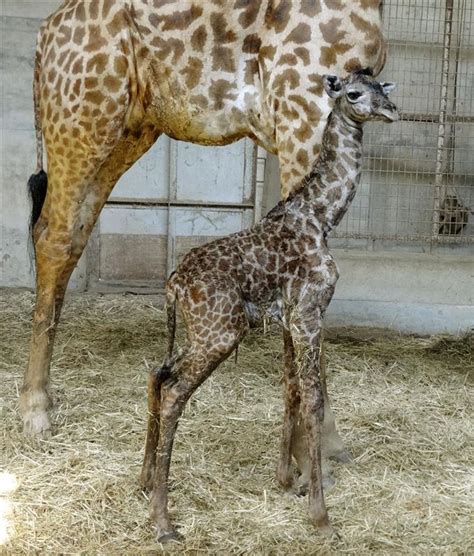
[110,137,171,201]
[173,140,255,204]
[93,205,255,290]
[1,2,61,19]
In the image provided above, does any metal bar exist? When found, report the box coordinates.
[388,37,474,53]
[330,231,473,244]
[254,146,267,223]
[399,112,474,124]
[105,198,256,209]
[431,0,454,245]
[166,142,178,278]
[86,220,101,289]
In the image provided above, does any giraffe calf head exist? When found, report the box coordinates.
[323,69,399,124]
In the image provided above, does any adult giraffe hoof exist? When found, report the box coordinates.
[329,448,353,464]
[294,482,308,497]
[156,529,183,544]
[323,473,336,490]
[22,410,52,438]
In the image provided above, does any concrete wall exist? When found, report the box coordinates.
[328,250,473,335]
[1,1,65,288]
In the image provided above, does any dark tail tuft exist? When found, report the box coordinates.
[28,169,48,235]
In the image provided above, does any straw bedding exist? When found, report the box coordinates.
[1,291,472,554]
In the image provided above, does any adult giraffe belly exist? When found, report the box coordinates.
[141,80,259,147]
[134,50,272,148]
[131,0,386,162]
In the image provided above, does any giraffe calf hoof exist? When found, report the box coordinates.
[156,529,183,544]
[317,522,339,539]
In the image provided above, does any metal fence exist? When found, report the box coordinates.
[333,0,473,246]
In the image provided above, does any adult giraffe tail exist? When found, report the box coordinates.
[27,45,47,242]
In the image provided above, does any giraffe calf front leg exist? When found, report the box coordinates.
[140,365,171,491]
[299,370,334,537]
[290,304,335,536]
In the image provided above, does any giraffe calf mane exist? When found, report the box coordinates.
[354,67,374,77]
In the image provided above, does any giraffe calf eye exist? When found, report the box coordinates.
[347,91,362,101]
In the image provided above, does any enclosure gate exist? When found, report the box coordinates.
[87,138,262,291]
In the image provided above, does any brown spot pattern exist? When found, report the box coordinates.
[242,34,262,53]
[265,0,291,33]
[181,57,203,88]
[234,0,260,28]
[150,4,203,31]
[284,22,311,44]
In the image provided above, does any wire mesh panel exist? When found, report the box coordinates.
[333,0,474,246]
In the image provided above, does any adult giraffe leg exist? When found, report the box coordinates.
[21,123,161,437]
[277,329,333,494]
[320,341,352,463]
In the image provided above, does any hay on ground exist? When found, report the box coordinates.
[0,291,472,554]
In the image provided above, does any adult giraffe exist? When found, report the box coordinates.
[23,0,385,489]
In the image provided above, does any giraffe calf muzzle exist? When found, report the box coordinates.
[378,101,399,122]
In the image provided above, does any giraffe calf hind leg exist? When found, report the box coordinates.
[151,342,240,543]
[150,283,247,543]
[140,362,174,491]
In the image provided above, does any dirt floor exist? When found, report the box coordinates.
[1,291,472,554]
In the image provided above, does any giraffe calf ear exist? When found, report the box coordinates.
[323,75,343,99]
[381,81,396,95]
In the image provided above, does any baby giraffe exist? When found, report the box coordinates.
[141,70,398,542]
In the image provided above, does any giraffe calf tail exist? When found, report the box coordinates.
[149,279,178,388]
[165,274,178,364]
